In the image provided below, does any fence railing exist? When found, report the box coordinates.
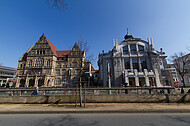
[0,87,178,96]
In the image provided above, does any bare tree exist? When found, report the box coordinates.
[170,52,190,87]
[77,38,96,66]
[47,0,67,11]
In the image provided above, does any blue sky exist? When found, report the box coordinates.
[0,0,190,69]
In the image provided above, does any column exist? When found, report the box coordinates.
[52,78,55,87]
[154,69,162,87]
[135,77,139,86]
[34,76,38,87]
[145,77,150,86]
[138,58,142,72]
[44,76,47,87]
[130,59,133,70]
[16,78,20,87]
[25,76,29,87]
[134,69,139,86]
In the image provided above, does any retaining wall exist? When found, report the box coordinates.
[0,94,189,104]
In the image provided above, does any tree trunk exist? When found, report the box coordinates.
[182,76,186,87]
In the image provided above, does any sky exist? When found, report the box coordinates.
[0,0,190,69]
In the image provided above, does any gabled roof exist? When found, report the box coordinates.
[91,66,98,72]
[56,50,71,57]
[46,39,58,56]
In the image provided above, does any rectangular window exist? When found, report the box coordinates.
[47,59,51,66]
[76,70,80,75]
[62,69,66,76]
[56,70,60,75]
[124,59,130,69]
[63,64,67,68]
[45,70,50,74]
[132,59,139,70]
[138,45,144,54]
[123,46,129,54]
[130,45,137,54]
[140,58,147,70]
[73,63,77,67]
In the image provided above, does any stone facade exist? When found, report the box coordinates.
[16,33,92,87]
[98,31,170,87]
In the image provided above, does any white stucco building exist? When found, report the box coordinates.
[98,31,170,87]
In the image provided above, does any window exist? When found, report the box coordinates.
[28,60,32,67]
[76,70,80,75]
[73,63,77,67]
[63,64,67,68]
[26,70,31,74]
[138,45,144,54]
[56,70,60,75]
[62,69,66,76]
[123,46,129,54]
[63,57,67,61]
[72,77,78,84]
[35,58,44,67]
[132,59,139,70]
[45,70,50,74]
[124,59,130,69]
[20,71,24,74]
[47,59,51,66]
[140,58,147,70]
[56,78,61,85]
[130,45,137,54]
[20,64,22,68]
[57,64,61,68]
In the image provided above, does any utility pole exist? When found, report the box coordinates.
[108,63,111,94]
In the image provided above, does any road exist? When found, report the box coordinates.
[0,113,190,126]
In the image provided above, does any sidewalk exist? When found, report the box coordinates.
[0,103,190,113]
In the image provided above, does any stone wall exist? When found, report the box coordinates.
[0,94,189,104]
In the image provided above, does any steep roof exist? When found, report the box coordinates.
[46,39,58,56]
[56,50,71,57]
[91,66,98,72]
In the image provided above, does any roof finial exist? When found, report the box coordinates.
[127,28,128,35]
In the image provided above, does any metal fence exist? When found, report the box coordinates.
[0,87,178,96]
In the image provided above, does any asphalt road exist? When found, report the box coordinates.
[0,113,190,126]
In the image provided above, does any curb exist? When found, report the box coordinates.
[1,110,190,114]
